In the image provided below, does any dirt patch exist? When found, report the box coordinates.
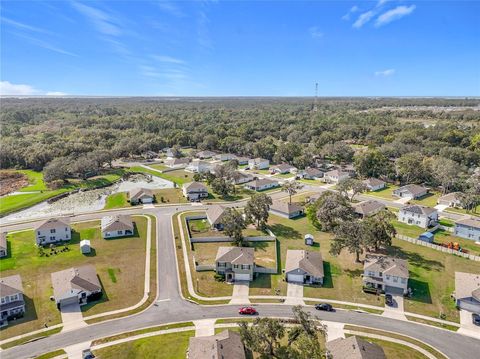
[0,171,28,196]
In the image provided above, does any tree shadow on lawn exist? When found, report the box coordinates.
[344,268,364,278]
[406,278,432,304]
[387,245,444,271]
[269,224,301,239]
[250,274,272,289]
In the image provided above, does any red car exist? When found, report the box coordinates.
[239,306,257,315]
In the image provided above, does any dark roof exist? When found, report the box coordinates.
[188,330,246,359]
[326,336,386,359]
[270,201,303,215]
[401,204,437,216]
[354,200,385,216]
[216,247,254,265]
[394,184,427,196]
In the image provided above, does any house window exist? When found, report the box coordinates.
[50,229,56,233]
[401,278,406,284]
[385,275,390,280]
[37,231,41,235]
[1,297,5,304]
[10,295,17,301]
[242,265,250,270]
[233,264,239,269]
[368,271,375,277]
[393,277,398,283]
[379,272,383,277]
[117,231,123,235]
[65,227,68,231]
[49,236,56,241]
[218,262,226,267]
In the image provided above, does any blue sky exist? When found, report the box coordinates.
[1,1,479,96]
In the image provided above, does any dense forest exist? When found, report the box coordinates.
[1,97,479,191]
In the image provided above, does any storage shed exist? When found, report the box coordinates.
[80,240,91,254]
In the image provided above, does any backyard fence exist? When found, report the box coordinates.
[190,236,275,243]
[396,234,480,262]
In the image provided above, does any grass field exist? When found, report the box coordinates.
[93,330,194,359]
[154,188,188,204]
[0,216,149,339]
[148,164,168,171]
[144,167,194,185]
[411,192,441,207]
[104,192,129,209]
[432,229,480,256]
[365,185,399,200]
[392,220,426,238]
[445,206,480,217]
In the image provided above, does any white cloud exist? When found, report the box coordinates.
[309,26,324,39]
[375,5,416,27]
[374,69,396,77]
[376,0,390,7]
[1,17,52,34]
[353,10,376,28]
[152,55,186,65]
[342,5,359,21]
[10,32,77,56]
[156,0,185,17]
[0,81,66,96]
[71,1,121,36]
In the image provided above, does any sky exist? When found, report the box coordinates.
[1,0,479,96]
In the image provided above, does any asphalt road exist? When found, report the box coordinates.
[0,200,478,358]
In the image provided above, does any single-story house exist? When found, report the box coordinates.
[164,157,191,168]
[454,272,480,313]
[187,330,246,359]
[244,178,279,191]
[270,163,297,174]
[0,232,7,258]
[195,150,217,159]
[326,336,386,359]
[51,265,102,308]
[418,232,434,243]
[129,188,154,205]
[206,205,227,230]
[437,192,462,207]
[215,247,255,282]
[183,182,209,201]
[454,217,480,242]
[235,156,249,165]
[298,168,324,180]
[231,171,254,185]
[248,158,270,170]
[186,160,211,173]
[285,250,324,285]
[398,205,438,229]
[363,178,386,191]
[393,184,428,199]
[363,254,409,295]
[80,239,91,254]
[101,215,134,238]
[34,217,71,246]
[142,150,158,159]
[213,153,237,162]
[0,275,25,327]
[323,170,350,184]
[342,164,356,176]
[270,201,304,219]
[354,200,386,218]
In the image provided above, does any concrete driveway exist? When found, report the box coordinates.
[60,303,87,332]
[394,197,412,204]
[382,292,407,321]
[285,282,305,305]
[458,309,480,339]
[229,281,250,305]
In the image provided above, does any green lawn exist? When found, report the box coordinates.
[432,229,480,256]
[0,189,70,216]
[351,336,428,359]
[17,170,48,191]
[411,192,441,207]
[0,216,149,339]
[365,184,399,200]
[153,188,188,204]
[93,330,194,359]
[145,168,193,185]
[104,192,129,209]
[149,164,168,171]
[273,173,295,179]
[392,220,426,238]
[445,206,480,217]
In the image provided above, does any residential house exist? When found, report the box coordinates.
[236,156,249,165]
[354,200,386,218]
[0,275,25,327]
[80,239,91,254]
[398,205,438,229]
[244,178,279,191]
[270,201,304,219]
[206,205,227,230]
[215,247,255,282]
[341,164,357,177]
[164,157,191,168]
[437,192,462,208]
[363,254,409,294]
[163,147,174,158]
[51,265,102,308]
[186,159,211,173]
[142,150,158,159]
[129,188,154,205]
[454,217,480,242]
[101,215,134,238]
[0,232,7,258]
[195,150,216,159]
[213,153,237,162]
[323,170,350,184]
[393,184,428,199]
[326,336,386,359]
[187,330,246,359]
[34,218,71,246]
[285,250,324,285]
[298,168,324,180]
[231,171,254,185]
[270,163,297,174]
[363,178,386,191]
[183,182,209,201]
[454,272,480,313]
[248,158,270,170]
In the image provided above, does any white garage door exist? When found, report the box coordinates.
[142,198,153,204]
[287,274,304,283]
[235,273,251,281]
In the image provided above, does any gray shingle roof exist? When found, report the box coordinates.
[363,178,385,187]
[456,217,480,229]
[129,187,154,201]
[51,265,101,300]
[401,204,437,216]
[206,205,227,225]
[285,250,324,278]
[0,274,23,297]
[364,254,409,278]
[270,201,303,215]
[455,272,480,302]
[101,215,134,232]
[395,184,427,197]
[34,217,71,231]
[188,330,246,359]
[183,182,208,192]
[249,178,278,187]
[215,247,254,265]
[354,200,385,216]
[326,336,386,359]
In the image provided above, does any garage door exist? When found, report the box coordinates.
[235,273,251,281]
[59,296,78,308]
[142,198,153,204]
[287,274,304,283]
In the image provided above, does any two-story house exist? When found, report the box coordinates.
[34,218,71,246]
[186,160,211,173]
[454,217,480,242]
[323,170,350,184]
[183,182,209,201]
[0,275,25,327]
[363,254,409,295]
[248,158,270,170]
[398,205,438,229]
[215,247,255,282]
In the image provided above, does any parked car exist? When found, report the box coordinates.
[82,349,95,359]
[385,294,394,306]
[472,313,480,326]
[239,306,258,315]
[315,303,333,312]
